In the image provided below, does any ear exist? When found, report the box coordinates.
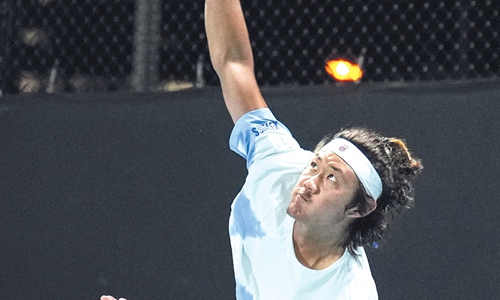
[346,199,377,219]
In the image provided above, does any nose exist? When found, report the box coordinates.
[303,174,319,194]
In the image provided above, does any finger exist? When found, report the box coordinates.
[101,296,117,300]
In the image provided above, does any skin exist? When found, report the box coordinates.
[287,150,376,269]
[287,150,360,223]
[205,0,267,124]
[101,296,126,300]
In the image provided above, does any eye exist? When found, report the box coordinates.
[309,162,318,170]
[327,174,337,182]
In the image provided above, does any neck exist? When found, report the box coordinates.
[292,220,350,270]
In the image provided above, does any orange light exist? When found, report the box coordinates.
[325,59,363,82]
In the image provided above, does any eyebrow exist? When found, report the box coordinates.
[315,154,345,177]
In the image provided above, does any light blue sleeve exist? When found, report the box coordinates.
[229,108,301,169]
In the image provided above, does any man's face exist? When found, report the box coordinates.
[287,150,360,226]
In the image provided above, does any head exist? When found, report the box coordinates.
[287,148,366,230]
[312,127,423,255]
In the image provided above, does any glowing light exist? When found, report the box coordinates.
[325,59,363,82]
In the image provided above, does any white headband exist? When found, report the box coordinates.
[321,138,382,200]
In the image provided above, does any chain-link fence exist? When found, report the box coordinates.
[0,0,498,95]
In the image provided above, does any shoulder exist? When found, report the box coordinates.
[229,108,306,168]
[344,247,378,299]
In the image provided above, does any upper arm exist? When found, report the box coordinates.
[218,62,267,123]
[205,0,267,123]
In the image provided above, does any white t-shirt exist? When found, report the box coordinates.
[229,108,378,300]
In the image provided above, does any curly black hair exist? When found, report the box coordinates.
[314,127,423,255]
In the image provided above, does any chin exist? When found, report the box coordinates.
[286,204,301,220]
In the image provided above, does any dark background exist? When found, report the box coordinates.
[2,0,499,94]
[1,80,499,299]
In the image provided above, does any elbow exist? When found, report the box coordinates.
[208,42,254,74]
[212,54,254,77]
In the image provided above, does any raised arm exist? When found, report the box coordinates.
[205,0,267,123]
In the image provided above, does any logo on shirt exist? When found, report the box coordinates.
[251,121,279,136]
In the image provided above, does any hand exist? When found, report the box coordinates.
[101,295,126,300]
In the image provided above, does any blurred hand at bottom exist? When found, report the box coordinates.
[101,295,126,300]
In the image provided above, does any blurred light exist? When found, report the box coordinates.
[325,59,363,82]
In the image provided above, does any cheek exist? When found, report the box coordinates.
[316,199,339,214]
[316,199,347,220]
[318,190,350,210]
